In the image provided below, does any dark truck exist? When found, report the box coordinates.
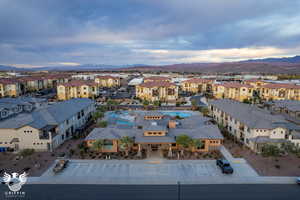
[216,159,234,174]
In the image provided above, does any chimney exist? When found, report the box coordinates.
[168,120,176,128]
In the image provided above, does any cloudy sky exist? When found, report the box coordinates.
[1,0,300,68]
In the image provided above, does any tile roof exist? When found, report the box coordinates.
[182,78,213,84]
[215,82,254,88]
[262,83,300,89]
[59,80,97,87]
[209,99,297,129]
[268,100,300,111]
[0,98,94,129]
[138,81,176,88]
[144,76,171,81]
[95,75,119,80]
[170,125,223,140]
[0,78,19,85]
[85,127,138,140]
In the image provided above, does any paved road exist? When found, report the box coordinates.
[1,184,299,200]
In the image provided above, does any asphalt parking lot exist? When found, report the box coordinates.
[42,160,258,182]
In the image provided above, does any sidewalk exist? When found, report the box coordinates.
[27,176,298,185]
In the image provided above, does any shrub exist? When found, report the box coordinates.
[19,149,35,157]
[98,121,108,128]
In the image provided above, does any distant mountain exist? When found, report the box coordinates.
[243,55,300,63]
[0,65,24,71]
[1,55,300,74]
[118,62,300,74]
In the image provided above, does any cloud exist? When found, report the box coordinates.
[0,0,300,66]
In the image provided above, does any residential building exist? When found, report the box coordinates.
[57,80,99,100]
[94,75,121,88]
[85,111,223,154]
[0,79,22,97]
[212,82,254,102]
[181,78,214,94]
[265,100,300,124]
[243,79,268,89]
[143,76,171,83]
[0,98,95,152]
[258,83,300,101]
[209,99,300,152]
[136,81,179,102]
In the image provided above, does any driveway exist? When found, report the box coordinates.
[41,159,258,183]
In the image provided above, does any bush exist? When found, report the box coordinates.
[98,121,108,128]
[19,149,35,157]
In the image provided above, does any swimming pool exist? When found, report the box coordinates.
[160,111,192,118]
[107,111,135,126]
[116,119,134,126]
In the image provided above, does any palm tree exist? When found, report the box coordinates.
[190,139,204,155]
[119,136,134,156]
[92,139,104,152]
[176,135,192,157]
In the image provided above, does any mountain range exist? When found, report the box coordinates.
[1,55,300,74]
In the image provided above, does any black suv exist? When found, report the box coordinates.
[216,159,234,174]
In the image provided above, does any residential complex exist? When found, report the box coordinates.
[209,99,300,152]
[258,83,300,101]
[0,79,22,97]
[0,98,95,152]
[57,80,99,100]
[94,75,121,88]
[136,76,178,102]
[85,111,223,154]
[181,78,214,94]
[212,82,254,102]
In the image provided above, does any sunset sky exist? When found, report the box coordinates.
[1,0,300,68]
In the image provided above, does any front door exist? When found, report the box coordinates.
[151,144,160,151]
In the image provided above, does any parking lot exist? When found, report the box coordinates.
[42,159,258,182]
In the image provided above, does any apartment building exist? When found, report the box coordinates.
[143,76,171,83]
[243,79,268,89]
[57,80,99,100]
[136,81,179,102]
[0,79,22,97]
[0,98,95,152]
[212,82,254,102]
[181,78,214,94]
[94,75,121,88]
[209,99,300,152]
[258,83,300,101]
[85,111,223,154]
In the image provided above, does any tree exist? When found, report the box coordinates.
[98,121,108,128]
[190,139,204,155]
[92,111,104,123]
[191,99,198,107]
[153,100,161,107]
[261,144,280,157]
[107,99,119,110]
[199,106,209,117]
[176,135,192,156]
[92,139,104,152]
[142,100,150,106]
[119,136,134,156]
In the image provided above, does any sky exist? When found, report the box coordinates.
[1,0,300,68]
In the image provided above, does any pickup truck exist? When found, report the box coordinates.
[216,159,234,174]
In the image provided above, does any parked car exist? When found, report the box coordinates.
[53,159,69,174]
[216,159,234,174]
[297,177,300,185]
